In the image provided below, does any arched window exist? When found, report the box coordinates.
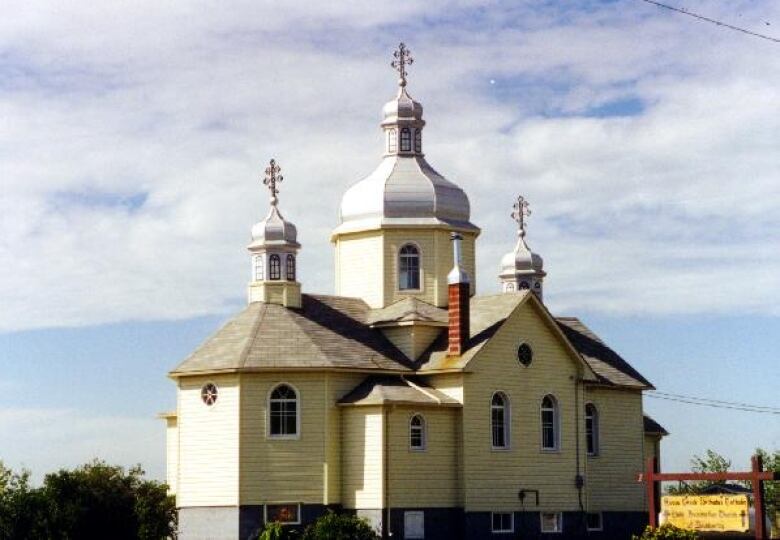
[286,254,296,281]
[253,255,264,281]
[409,414,426,450]
[269,384,298,437]
[388,129,397,153]
[269,254,281,280]
[519,281,530,290]
[585,403,599,456]
[491,392,510,449]
[541,395,559,451]
[414,129,422,153]
[400,128,412,151]
[399,244,421,290]
[505,282,515,292]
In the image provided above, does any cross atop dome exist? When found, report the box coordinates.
[391,42,414,87]
[511,195,532,237]
[263,158,283,206]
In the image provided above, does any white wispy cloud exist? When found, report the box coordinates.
[0,407,164,482]
[1,1,779,331]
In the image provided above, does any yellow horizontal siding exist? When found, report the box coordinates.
[177,375,240,507]
[335,232,384,307]
[342,406,384,509]
[381,325,443,361]
[585,388,646,511]
[387,406,460,508]
[239,372,364,505]
[462,301,585,512]
[166,418,178,495]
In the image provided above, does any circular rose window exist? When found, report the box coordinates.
[201,383,218,406]
[517,343,533,367]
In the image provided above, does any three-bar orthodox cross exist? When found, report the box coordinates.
[391,42,414,87]
[263,158,283,205]
[511,195,531,237]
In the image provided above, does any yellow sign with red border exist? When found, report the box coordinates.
[661,494,749,532]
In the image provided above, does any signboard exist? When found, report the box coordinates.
[661,494,749,532]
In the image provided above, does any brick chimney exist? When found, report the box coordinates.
[447,232,470,356]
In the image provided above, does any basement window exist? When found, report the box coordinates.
[540,512,562,533]
[265,503,300,525]
[586,512,603,531]
[491,512,514,533]
[404,511,424,539]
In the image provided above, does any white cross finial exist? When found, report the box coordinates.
[511,195,532,237]
[263,158,283,206]
[391,42,414,87]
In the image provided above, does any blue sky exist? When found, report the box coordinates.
[1,1,779,482]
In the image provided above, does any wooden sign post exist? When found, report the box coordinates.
[638,455,779,540]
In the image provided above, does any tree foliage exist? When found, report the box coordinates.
[0,460,175,540]
[666,449,736,495]
[257,511,378,540]
[632,524,699,540]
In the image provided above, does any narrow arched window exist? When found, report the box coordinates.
[400,128,412,151]
[269,254,281,280]
[399,244,421,290]
[388,129,397,153]
[414,129,422,153]
[585,403,599,456]
[491,392,510,449]
[286,254,296,281]
[269,384,298,437]
[541,395,559,451]
[505,282,515,292]
[253,255,264,281]
[409,414,426,450]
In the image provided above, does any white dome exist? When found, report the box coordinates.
[333,84,476,235]
[250,205,299,249]
[500,235,544,277]
[335,155,474,233]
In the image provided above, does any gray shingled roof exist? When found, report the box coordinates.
[556,317,653,389]
[643,414,669,436]
[170,295,413,375]
[366,297,448,326]
[338,375,461,406]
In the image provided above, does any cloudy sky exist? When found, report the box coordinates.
[1,1,778,481]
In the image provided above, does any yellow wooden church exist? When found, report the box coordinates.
[161,44,667,540]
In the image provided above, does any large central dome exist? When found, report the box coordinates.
[334,82,476,236]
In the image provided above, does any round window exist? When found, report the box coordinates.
[517,343,533,367]
[201,383,218,406]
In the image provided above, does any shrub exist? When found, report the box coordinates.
[632,524,699,540]
[300,511,378,540]
[258,521,297,540]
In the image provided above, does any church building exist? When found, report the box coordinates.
[161,44,667,540]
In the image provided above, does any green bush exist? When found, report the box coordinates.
[632,524,699,540]
[300,511,378,540]
[258,521,296,540]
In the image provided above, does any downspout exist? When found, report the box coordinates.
[384,405,392,538]
[575,374,587,535]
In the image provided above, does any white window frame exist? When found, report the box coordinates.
[491,512,514,533]
[253,254,264,281]
[388,128,397,153]
[269,253,282,280]
[586,512,603,531]
[540,512,563,533]
[409,413,426,451]
[267,383,301,440]
[397,242,423,292]
[404,510,425,539]
[285,253,296,281]
[400,127,412,152]
[490,391,511,450]
[540,394,560,452]
[414,128,422,153]
[264,503,301,525]
[585,402,599,456]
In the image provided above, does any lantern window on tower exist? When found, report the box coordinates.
[269,254,281,280]
[400,128,412,151]
[388,129,397,153]
[414,129,422,153]
[399,243,421,290]
[286,254,296,281]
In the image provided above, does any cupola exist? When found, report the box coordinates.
[247,159,302,308]
[331,43,480,310]
[499,195,546,300]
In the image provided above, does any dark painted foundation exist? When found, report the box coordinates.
[181,506,647,540]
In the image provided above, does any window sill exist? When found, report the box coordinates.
[491,446,512,452]
[267,435,300,441]
[540,448,560,453]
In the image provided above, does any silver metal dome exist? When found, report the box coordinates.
[250,205,299,249]
[499,236,544,278]
[334,84,476,235]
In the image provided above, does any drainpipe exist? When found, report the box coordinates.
[384,406,392,538]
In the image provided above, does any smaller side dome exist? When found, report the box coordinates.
[499,195,545,299]
[250,206,299,248]
[381,86,424,125]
